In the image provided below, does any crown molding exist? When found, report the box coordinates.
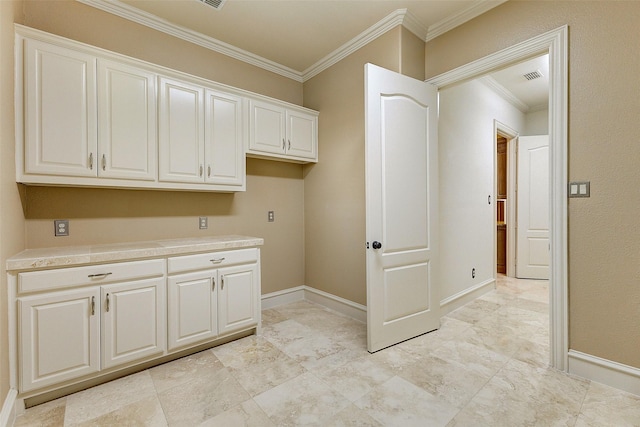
[77,0,505,84]
[426,0,508,42]
[302,9,420,81]
[76,0,304,82]
[480,75,530,112]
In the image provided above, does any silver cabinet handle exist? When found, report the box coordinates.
[209,258,225,264]
[208,165,211,177]
[282,138,286,150]
[221,275,224,290]
[89,153,94,170]
[88,272,112,279]
[200,165,203,177]
[105,293,110,312]
[91,296,95,316]
[212,277,216,291]
[288,140,291,150]
[102,154,106,171]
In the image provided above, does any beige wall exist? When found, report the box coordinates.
[303,27,426,305]
[17,0,307,297]
[0,0,25,407]
[426,1,640,369]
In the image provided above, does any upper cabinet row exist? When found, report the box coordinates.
[16,26,318,193]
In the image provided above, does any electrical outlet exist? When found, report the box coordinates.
[268,211,275,222]
[199,216,208,229]
[54,220,69,237]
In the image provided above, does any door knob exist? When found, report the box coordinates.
[372,241,382,249]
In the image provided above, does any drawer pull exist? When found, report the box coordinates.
[88,272,113,279]
[209,258,226,264]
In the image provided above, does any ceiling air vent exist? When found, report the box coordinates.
[198,0,226,11]
[523,70,543,81]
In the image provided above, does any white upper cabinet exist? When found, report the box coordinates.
[158,76,205,184]
[248,98,318,163]
[23,38,98,177]
[97,59,157,181]
[205,90,244,186]
[157,78,245,189]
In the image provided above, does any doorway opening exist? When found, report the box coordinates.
[427,26,568,371]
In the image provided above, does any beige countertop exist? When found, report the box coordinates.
[6,235,264,272]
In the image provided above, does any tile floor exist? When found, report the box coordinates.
[14,275,640,426]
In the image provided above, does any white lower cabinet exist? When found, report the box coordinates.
[19,288,100,393]
[17,259,166,393]
[167,249,260,351]
[13,244,261,397]
[101,278,165,369]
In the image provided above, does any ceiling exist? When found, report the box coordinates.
[79,0,547,109]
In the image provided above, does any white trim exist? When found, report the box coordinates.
[76,0,303,82]
[440,278,496,316]
[304,287,367,323]
[77,1,503,83]
[568,350,640,397]
[261,286,367,323]
[0,389,17,427]
[480,75,530,113]
[426,0,509,42]
[302,9,410,81]
[427,25,569,372]
[261,286,305,310]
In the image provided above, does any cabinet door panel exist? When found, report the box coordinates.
[102,278,165,369]
[167,271,217,350]
[249,100,286,155]
[158,77,205,183]
[218,264,258,335]
[19,288,100,392]
[24,39,97,177]
[98,59,157,180]
[286,111,317,160]
[205,90,244,186]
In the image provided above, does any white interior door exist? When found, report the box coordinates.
[365,63,439,353]
[517,135,550,279]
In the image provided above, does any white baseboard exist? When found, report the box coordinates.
[0,389,17,427]
[439,278,496,316]
[261,286,366,323]
[261,286,306,310]
[568,350,640,396]
[303,286,367,323]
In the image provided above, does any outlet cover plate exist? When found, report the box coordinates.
[54,220,69,237]
[199,217,208,229]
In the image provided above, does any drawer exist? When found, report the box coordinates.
[168,248,258,274]
[19,259,166,294]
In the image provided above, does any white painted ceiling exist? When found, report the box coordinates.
[82,0,547,108]
[485,54,550,112]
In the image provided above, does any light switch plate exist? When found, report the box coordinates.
[569,181,590,198]
[54,220,69,236]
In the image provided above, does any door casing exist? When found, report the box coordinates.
[426,26,569,371]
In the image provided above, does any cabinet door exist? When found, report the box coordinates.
[97,59,157,181]
[204,89,244,187]
[19,288,100,392]
[167,271,217,351]
[101,278,166,369]
[158,76,205,183]
[218,263,259,335]
[286,110,318,161]
[24,39,97,177]
[248,99,286,155]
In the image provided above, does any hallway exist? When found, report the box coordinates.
[14,276,640,426]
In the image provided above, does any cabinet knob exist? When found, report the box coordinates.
[372,241,382,250]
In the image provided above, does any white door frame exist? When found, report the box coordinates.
[426,26,569,371]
